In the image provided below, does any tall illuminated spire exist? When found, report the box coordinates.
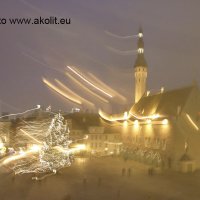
[134,27,147,68]
[134,27,148,103]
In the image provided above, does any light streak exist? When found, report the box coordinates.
[74,144,86,151]
[19,0,76,37]
[0,99,20,111]
[0,112,81,178]
[20,129,42,144]
[65,72,109,103]
[104,30,138,39]
[87,72,127,102]
[129,111,161,120]
[104,142,123,145]
[43,77,82,105]
[99,109,131,122]
[67,66,113,98]
[21,51,63,73]
[99,109,168,126]
[186,114,199,131]
[55,79,82,99]
[100,109,161,122]
[1,150,36,166]
[55,79,94,107]
[106,46,137,56]
[0,105,40,119]
[55,144,86,154]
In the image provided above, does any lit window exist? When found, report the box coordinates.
[138,48,144,53]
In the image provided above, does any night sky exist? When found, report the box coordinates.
[0,0,200,114]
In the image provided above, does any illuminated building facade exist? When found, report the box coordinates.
[65,114,122,155]
[85,126,122,155]
[122,84,200,171]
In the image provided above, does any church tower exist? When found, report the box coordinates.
[134,28,148,103]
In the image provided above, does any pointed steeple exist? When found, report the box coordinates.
[134,27,148,103]
[134,28,147,68]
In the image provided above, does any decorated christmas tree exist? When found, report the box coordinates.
[39,113,72,172]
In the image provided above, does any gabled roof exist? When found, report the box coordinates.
[130,86,195,117]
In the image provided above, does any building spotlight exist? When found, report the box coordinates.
[162,119,168,125]
[146,119,152,124]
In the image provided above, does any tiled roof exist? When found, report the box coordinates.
[130,86,195,116]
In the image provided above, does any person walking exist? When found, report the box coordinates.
[128,168,131,177]
[122,168,126,176]
[98,177,102,186]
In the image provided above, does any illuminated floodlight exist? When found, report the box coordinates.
[19,149,25,155]
[146,119,152,124]
[0,143,4,149]
[161,87,164,93]
[162,119,169,125]
[75,144,86,151]
[124,111,129,120]
[152,114,160,119]
[133,120,139,126]
[138,32,143,38]
[29,144,41,152]
[84,135,89,140]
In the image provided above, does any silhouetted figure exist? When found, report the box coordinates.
[168,157,172,169]
[98,177,102,186]
[117,189,121,199]
[64,194,71,200]
[83,177,87,188]
[128,168,131,177]
[122,168,126,176]
[12,173,15,182]
[148,167,154,176]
